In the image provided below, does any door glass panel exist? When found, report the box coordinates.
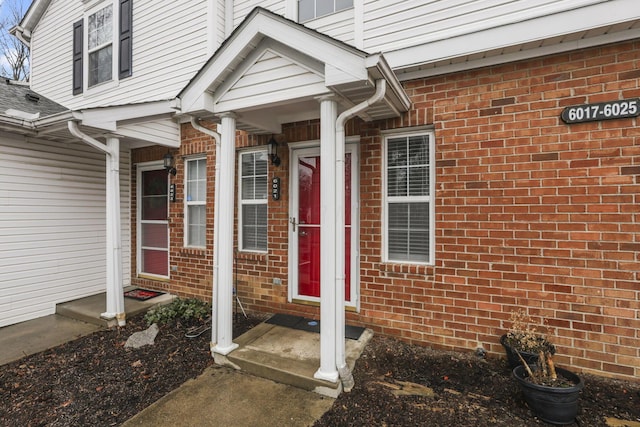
[296,153,352,301]
[140,169,168,277]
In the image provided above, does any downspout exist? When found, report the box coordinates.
[334,79,387,391]
[189,117,221,351]
[68,120,126,326]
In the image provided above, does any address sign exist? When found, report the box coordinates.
[561,98,640,124]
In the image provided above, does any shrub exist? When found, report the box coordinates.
[144,298,210,326]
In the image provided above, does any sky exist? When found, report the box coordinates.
[0,0,31,79]
[0,0,30,23]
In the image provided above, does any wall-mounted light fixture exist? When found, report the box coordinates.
[268,136,281,167]
[163,152,177,176]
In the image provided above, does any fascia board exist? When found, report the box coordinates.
[17,0,52,35]
[79,100,175,130]
[386,0,640,71]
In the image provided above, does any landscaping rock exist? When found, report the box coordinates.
[125,323,159,349]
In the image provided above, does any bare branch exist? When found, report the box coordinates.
[1,0,30,81]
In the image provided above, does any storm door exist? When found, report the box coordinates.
[137,165,169,278]
[289,145,358,306]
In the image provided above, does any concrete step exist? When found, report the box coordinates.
[221,322,373,397]
[56,288,175,327]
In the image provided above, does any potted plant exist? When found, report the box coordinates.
[501,309,555,369]
[512,347,584,425]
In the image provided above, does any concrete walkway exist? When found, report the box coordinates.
[0,314,101,366]
[123,366,335,427]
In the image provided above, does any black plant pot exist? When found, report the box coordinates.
[500,334,542,369]
[513,365,584,425]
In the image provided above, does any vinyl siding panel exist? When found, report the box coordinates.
[30,0,210,109]
[0,133,130,327]
[233,0,285,28]
[362,0,608,53]
[303,8,355,45]
[216,50,326,111]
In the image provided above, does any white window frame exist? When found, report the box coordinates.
[184,156,207,248]
[238,149,269,253]
[296,0,354,22]
[383,130,436,265]
[84,0,118,92]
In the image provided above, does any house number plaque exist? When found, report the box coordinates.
[271,177,280,200]
[561,98,639,124]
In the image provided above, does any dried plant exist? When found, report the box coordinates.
[507,310,571,386]
[505,309,553,354]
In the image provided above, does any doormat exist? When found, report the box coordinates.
[123,288,165,301]
[265,313,365,340]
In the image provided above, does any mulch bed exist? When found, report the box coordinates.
[0,315,262,427]
[314,336,640,427]
[1,316,638,426]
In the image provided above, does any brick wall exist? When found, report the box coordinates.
[132,40,639,381]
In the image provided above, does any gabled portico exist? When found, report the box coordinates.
[178,7,410,387]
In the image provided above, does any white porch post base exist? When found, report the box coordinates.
[314,368,340,383]
[212,342,239,356]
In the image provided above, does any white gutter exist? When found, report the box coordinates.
[334,79,387,392]
[189,117,222,350]
[68,120,126,326]
[9,25,30,47]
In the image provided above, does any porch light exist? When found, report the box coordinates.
[163,152,177,175]
[268,136,281,167]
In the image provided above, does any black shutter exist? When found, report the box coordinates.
[72,19,83,95]
[119,0,133,79]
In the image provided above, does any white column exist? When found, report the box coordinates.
[212,113,239,355]
[314,96,339,383]
[103,136,125,325]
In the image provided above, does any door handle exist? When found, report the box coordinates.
[290,217,297,232]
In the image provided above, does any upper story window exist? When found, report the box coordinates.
[73,0,133,95]
[384,131,435,264]
[298,0,353,22]
[88,5,113,87]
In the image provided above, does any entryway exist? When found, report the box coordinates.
[288,144,359,306]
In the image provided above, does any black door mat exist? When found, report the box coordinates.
[265,313,365,340]
[123,288,165,301]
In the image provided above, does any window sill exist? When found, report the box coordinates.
[379,262,435,276]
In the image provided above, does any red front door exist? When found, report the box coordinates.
[294,149,352,302]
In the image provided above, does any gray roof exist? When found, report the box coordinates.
[0,78,67,118]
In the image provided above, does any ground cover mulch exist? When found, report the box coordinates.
[0,314,262,427]
[1,316,639,426]
[315,336,640,427]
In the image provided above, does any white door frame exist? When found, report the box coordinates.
[136,161,170,279]
[288,139,360,309]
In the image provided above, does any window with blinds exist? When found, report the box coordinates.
[185,157,206,247]
[239,150,269,252]
[385,132,434,263]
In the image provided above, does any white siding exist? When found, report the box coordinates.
[302,8,355,46]
[216,49,326,112]
[233,0,285,28]
[30,0,210,109]
[0,133,131,327]
[362,0,608,52]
